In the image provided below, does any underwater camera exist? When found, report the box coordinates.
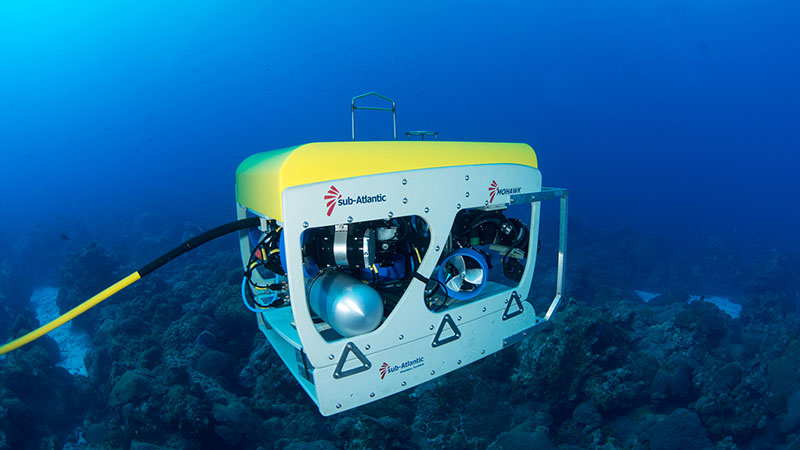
[0,92,568,416]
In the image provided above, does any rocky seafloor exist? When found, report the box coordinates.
[1,216,799,450]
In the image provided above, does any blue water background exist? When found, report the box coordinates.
[1,0,798,250]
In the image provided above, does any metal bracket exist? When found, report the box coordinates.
[503,326,532,348]
[510,186,567,204]
[333,342,371,379]
[511,187,568,321]
[258,216,270,233]
[502,291,524,320]
[295,348,315,383]
[431,314,461,347]
[405,131,438,140]
[351,92,396,141]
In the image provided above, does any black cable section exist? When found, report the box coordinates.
[242,277,270,309]
[242,276,282,309]
[414,272,449,312]
[467,214,505,231]
[138,217,261,277]
[431,278,450,312]
[501,222,527,265]
[242,223,289,309]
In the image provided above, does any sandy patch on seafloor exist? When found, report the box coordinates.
[635,289,742,319]
[30,287,91,376]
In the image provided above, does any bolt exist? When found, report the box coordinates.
[457,360,462,365]
[402,197,408,204]
[365,344,371,350]
[465,175,470,181]
[336,403,342,409]
[456,203,461,209]
[381,243,389,250]
[424,207,430,213]
[303,221,309,228]
[329,354,335,360]
[434,245,440,251]
[481,350,485,355]
[402,178,407,185]
[430,370,436,375]
[485,200,489,206]
[401,381,407,386]
[370,392,375,398]
[388,211,394,218]
[429,325,435,330]
[457,315,462,321]
[399,334,404,340]
[465,191,470,197]
[347,216,353,223]
[482,306,487,312]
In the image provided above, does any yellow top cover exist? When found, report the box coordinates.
[236,141,538,221]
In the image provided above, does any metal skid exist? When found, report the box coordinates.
[237,161,568,415]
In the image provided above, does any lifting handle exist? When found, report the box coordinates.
[351,92,396,141]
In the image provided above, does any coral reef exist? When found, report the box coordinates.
[0,258,34,344]
[1,222,799,449]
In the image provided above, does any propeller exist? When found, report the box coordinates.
[437,248,488,301]
[444,254,485,292]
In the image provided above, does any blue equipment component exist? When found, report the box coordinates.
[358,253,407,282]
[241,275,278,313]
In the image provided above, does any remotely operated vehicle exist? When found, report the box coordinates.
[0,93,568,417]
[236,93,569,415]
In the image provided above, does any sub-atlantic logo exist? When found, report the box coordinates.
[488,180,522,203]
[325,186,342,216]
[378,356,424,380]
[323,185,388,216]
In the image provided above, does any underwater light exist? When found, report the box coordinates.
[0,92,569,416]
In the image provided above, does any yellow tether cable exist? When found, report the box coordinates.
[0,272,141,356]
[0,216,261,357]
